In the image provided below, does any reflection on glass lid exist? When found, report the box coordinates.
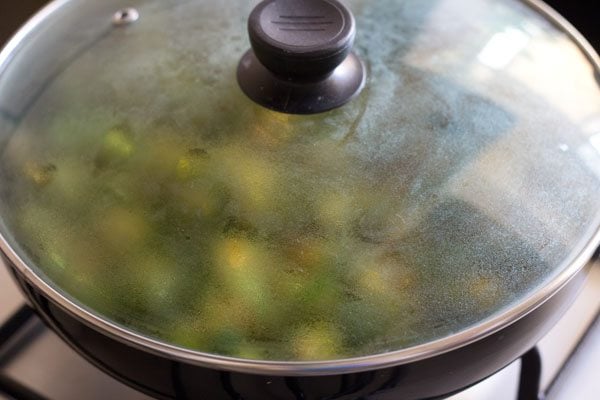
[0,0,598,361]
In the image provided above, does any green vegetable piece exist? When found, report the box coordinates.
[293,323,342,360]
[98,207,149,248]
[95,127,134,169]
[105,129,133,157]
[209,328,244,356]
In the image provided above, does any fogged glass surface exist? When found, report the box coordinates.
[0,0,599,361]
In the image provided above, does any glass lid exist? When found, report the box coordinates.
[0,0,599,364]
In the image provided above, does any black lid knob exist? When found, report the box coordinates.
[248,0,356,80]
[237,0,366,114]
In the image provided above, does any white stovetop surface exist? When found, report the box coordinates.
[0,260,599,400]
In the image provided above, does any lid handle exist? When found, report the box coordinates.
[249,0,355,81]
[237,0,366,114]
